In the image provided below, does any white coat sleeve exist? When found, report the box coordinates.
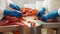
[0,7,4,20]
[41,0,49,9]
[6,0,14,10]
[58,9,60,15]
[42,0,53,11]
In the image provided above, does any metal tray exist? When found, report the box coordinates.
[0,25,19,32]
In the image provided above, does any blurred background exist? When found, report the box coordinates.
[12,0,41,7]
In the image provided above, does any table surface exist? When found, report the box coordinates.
[42,22,60,28]
[0,21,60,32]
[0,25,19,32]
[0,22,59,32]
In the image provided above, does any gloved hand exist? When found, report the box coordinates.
[4,9,22,18]
[36,7,46,17]
[40,10,59,22]
[9,3,20,11]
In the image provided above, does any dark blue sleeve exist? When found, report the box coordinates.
[9,3,20,11]
[36,7,46,17]
[40,10,59,22]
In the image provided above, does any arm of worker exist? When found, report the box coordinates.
[36,0,49,17]
[40,9,60,22]
[6,0,20,11]
[0,7,22,20]
[36,7,46,17]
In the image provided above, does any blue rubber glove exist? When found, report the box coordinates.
[40,10,59,22]
[9,3,20,11]
[36,7,46,17]
[4,9,22,18]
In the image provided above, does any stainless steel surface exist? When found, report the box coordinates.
[20,26,41,34]
[29,27,35,34]
[0,25,19,32]
[42,23,60,28]
[56,28,60,34]
[41,22,60,34]
[35,26,41,34]
[20,26,24,34]
[29,26,41,34]
[0,21,60,34]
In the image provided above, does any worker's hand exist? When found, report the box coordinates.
[40,10,59,22]
[4,9,22,18]
[36,7,46,17]
[9,3,20,11]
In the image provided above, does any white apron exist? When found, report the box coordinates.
[0,0,13,20]
[0,0,6,20]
